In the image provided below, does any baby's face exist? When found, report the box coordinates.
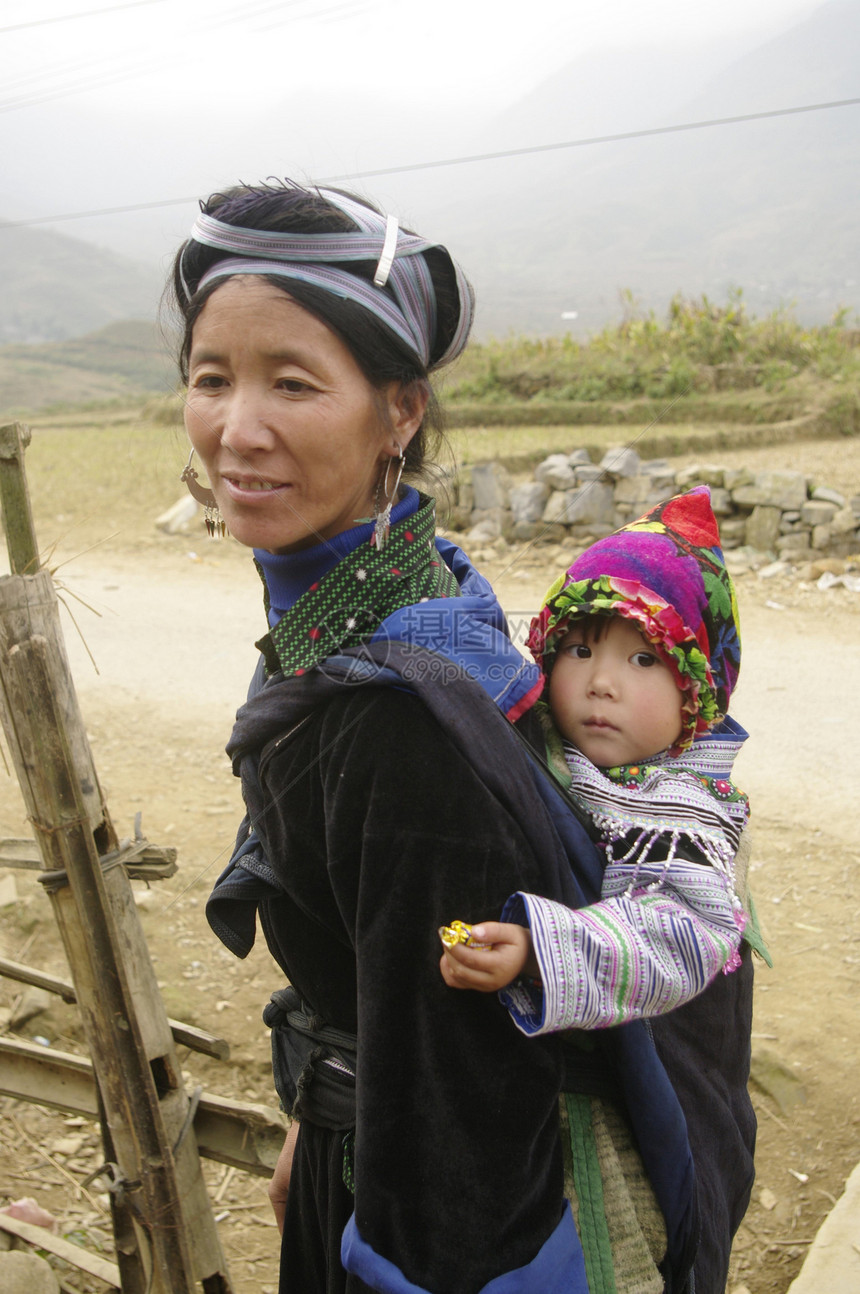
[548,616,684,767]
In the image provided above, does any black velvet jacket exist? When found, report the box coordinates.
[224,651,592,1292]
[211,646,756,1294]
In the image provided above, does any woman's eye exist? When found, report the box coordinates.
[192,374,226,390]
[279,377,312,394]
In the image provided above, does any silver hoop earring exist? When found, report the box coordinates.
[372,444,405,550]
[180,447,227,539]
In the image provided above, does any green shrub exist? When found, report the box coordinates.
[445,292,860,407]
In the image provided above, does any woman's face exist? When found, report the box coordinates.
[184,277,420,554]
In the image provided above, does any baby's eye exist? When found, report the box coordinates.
[562,642,591,659]
[632,650,659,668]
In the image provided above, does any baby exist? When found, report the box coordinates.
[441,486,756,1032]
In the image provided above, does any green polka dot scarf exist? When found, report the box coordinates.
[257,493,460,677]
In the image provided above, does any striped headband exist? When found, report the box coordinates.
[180,188,473,369]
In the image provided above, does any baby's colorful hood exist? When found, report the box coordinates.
[527,486,741,749]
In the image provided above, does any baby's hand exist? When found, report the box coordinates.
[439,921,537,992]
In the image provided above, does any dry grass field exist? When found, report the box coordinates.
[0,410,858,1292]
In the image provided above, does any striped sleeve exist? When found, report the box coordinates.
[499,858,743,1035]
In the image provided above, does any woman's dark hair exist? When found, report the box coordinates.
[166,179,469,477]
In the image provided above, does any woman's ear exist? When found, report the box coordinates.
[385,380,430,452]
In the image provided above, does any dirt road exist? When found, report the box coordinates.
[0,438,858,1292]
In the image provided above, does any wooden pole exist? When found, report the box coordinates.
[0,1036,287,1177]
[0,423,233,1293]
[0,422,39,575]
[0,955,231,1060]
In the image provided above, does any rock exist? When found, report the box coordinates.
[543,484,616,528]
[831,505,859,535]
[470,462,511,511]
[718,518,748,549]
[749,1046,807,1113]
[567,449,593,466]
[811,485,846,507]
[9,987,53,1029]
[784,1160,860,1293]
[535,454,574,487]
[598,446,640,478]
[0,1251,60,1293]
[640,458,671,475]
[806,557,847,577]
[757,561,789,580]
[156,495,198,535]
[543,492,576,525]
[745,505,781,553]
[643,471,677,495]
[811,524,832,550]
[574,465,606,484]
[0,873,17,907]
[456,480,475,513]
[569,523,617,541]
[755,470,808,510]
[51,1135,85,1156]
[709,487,732,516]
[731,483,768,510]
[759,1187,778,1211]
[724,546,762,572]
[818,571,860,592]
[614,476,661,507]
[538,525,570,545]
[509,481,549,524]
[732,472,807,511]
[467,516,502,543]
[723,466,754,490]
[801,499,838,526]
[510,521,540,542]
[679,463,726,489]
[538,461,577,491]
[776,532,811,557]
[674,464,704,489]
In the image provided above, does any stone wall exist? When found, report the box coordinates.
[450,447,860,559]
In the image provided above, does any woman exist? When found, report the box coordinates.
[169,181,754,1294]
[170,179,592,1294]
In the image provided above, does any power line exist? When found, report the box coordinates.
[3,93,859,230]
[326,95,860,182]
[0,1,376,111]
[0,1,166,35]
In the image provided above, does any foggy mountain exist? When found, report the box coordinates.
[0,220,161,344]
[0,0,855,344]
[405,0,860,335]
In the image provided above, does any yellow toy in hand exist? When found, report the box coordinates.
[438,920,492,950]
[438,920,538,993]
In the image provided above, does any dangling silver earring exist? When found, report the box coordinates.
[372,444,405,550]
[180,447,226,539]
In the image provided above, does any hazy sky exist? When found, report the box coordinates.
[4,0,818,114]
[0,0,825,261]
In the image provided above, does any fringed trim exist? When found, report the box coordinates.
[598,818,746,974]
